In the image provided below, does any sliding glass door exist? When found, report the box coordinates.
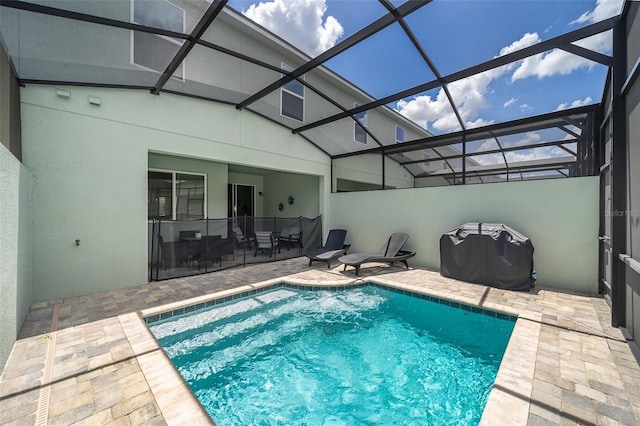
[228,183,255,218]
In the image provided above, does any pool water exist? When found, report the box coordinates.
[149,286,515,425]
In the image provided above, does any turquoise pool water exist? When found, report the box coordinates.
[149,286,515,425]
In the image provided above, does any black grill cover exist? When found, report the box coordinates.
[440,223,534,291]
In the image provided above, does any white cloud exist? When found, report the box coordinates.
[511,48,596,81]
[395,35,532,133]
[519,104,533,112]
[473,132,572,166]
[511,0,623,81]
[396,66,515,133]
[503,146,571,164]
[555,96,593,111]
[396,1,619,134]
[244,0,344,57]
[472,132,541,161]
[571,0,622,25]
[505,132,542,148]
[499,32,541,56]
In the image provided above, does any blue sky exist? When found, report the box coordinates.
[227,0,622,139]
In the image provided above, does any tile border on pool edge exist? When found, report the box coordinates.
[142,281,518,325]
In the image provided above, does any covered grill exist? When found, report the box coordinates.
[440,223,535,291]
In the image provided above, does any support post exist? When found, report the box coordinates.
[610,18,627,327]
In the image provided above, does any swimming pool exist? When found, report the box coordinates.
[148,285,515,425]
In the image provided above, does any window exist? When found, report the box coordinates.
[148,170,205,220]
[354,103,367,144]
[395,126,404,143]
[281,63,304,121]
[132,0,185,79]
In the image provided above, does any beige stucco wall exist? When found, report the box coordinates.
[328,177,599,293]
[0,143,31,370]
[21,85,331,302]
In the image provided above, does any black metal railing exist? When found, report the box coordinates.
[148,215,322,281]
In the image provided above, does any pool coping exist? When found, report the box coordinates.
[124,276,540,424]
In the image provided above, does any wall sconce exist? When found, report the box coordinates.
[258,191,263,197]
[278,202,284,211]
[75,239,81,246]
[288,196,294,205]
[88,95,102,106]
[56,89,71,99]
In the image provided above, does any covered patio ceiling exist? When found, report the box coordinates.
[0,0,621,182]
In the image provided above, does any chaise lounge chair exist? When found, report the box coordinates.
[306,229,350,268]
[338,232,415,276]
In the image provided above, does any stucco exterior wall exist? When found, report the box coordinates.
[21,82,601,302]
[21,85,331,302]
[333,154,414,191]
[328,177,599,293]
[263,173,320,218]
[0,143,31,370]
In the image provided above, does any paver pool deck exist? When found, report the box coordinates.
[1,258,639,425]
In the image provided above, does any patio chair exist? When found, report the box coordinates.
[157,235,190,270]
[279,225,302,250]
[199,235,222,267]
[254,231,280,257]
[232,226,254,249]
[306,229,350,268]
[338,232,415,276]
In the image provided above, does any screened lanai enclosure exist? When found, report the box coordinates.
[1,0,639,356]
[0,0,616,185]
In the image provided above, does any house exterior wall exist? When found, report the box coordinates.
[21,84,332,302]
[623,0,640,354]
[333,154,414,191]
[0,41,30,371]
[328,177,599,293]
[262,173,320,218]
[626,0,640,255]
[6,1,429,168]
[0,143,31,371]
[20,82,601,302]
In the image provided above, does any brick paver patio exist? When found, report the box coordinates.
[1,258,639,425]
